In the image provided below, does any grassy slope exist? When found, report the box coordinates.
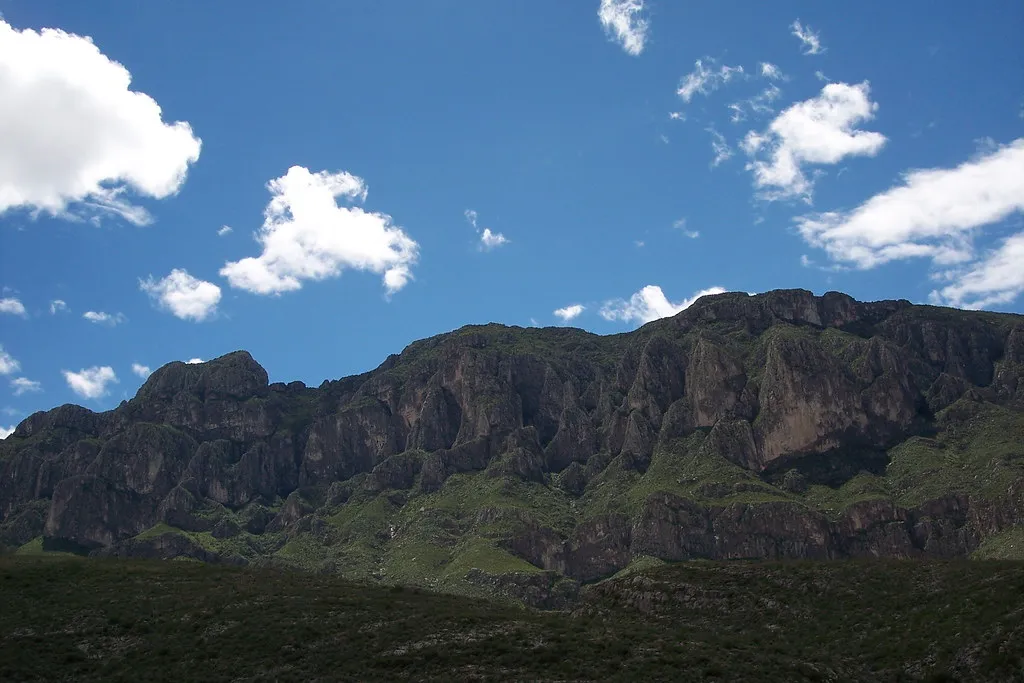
[0,556,1021,682]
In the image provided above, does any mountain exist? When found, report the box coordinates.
[2,289,1023,604]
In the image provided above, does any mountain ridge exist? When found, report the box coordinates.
[3,288,1023,604]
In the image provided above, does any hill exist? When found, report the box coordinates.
[1,556,1021,681]
[1,288,1023,603]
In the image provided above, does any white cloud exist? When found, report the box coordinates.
[10,377,41,395]
[466,209,509,251]
[729,85,782,124]
[217,225,232,237]
[600,285,728,324]
[220,166,418,297]
[677,58,745,103]
[185,358,203,364]
[140,268,221,322]
[0,346,20,375]
[49,299,68,314]
[597,0,648,57]
[791,19,825,55]
[0,19,201,223]
[0,425,13,439]
[554,304,585,322]
[480,228,509,251]
[815,70,830,82]
[668,111,686,121]
[743,81,886,201]
[63,365,117,399]
[760,62,784,80]
[83,310,126,326]
[795,138,1024,272]
[708,128,733,167]
[0,297,26,316]
[131,362,151,378]
[673,218,699,239]
[930,232,1024,310]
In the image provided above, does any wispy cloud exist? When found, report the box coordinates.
[708,128,733,167]
[760,62,784,80]
[673,218,700,239]
[49,299,68,314]
[217,225,233,236]
[10,377,41,396]
[0,346,19,375]
[131,362,151,378]
[677,58,745,103]
[597,0,649,56]
[791,19,825,55]
[930,232,1024,310]
[83,310,127,326]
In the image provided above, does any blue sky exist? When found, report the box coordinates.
[1,0,1022,429]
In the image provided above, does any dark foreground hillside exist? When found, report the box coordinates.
[1,557,1021,682]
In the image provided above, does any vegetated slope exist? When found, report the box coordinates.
[0,556,1021,682]
[1,289,1023,603]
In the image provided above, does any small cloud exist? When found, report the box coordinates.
[815,70,830,82]
[131,363,151,378]
[1,407,20,417]
[185,358,204,364]
[63,366,118,399]
[217,225,233,236]
[760,62,784,80]
[0,346,19,375]
[83,310,127,326]
[597,0,649,57]
[480,228,509,251]
[0,297,26,316]
[669,111,686,121]
[0,425,13,439]
[673,218,700,239]
[791,19,825,55]
[601,285,728,324]
[800,254,814,268]
[140,268,221,322]
[659,134,670,145]
[634,240,645,248]
[708,127,733,167]
[49,299,68,314]
[10,377,41,395]
[554,304,585,322]
[677,58,745,103]
[466,209,509,251]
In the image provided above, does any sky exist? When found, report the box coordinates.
[1,1,1023,432]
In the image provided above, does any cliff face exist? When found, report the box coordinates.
[2,289,1023,601]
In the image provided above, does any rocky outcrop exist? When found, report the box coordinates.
[1,289,1022,587]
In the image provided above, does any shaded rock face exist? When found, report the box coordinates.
[1,289,1023,586]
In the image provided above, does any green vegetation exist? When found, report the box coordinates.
[973,526,1024,560]
[0,556,1020,681]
